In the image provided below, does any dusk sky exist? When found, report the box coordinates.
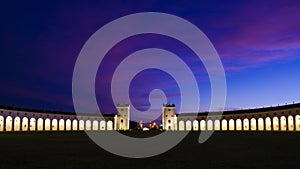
[1,0,300,114]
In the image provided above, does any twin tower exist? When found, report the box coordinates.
[115,104,177,130]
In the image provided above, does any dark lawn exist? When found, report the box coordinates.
[0,131,299,169]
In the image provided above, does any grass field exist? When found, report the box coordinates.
[0,131,299,169]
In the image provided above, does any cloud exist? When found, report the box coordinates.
[210,1,300,69]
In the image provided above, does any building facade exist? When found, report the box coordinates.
[0,103,300,132]
[176,103,300,131]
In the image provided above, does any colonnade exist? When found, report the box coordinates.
[178,115,300,131]
[0,115,114,132]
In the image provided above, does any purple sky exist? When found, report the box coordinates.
[0,0,300,114]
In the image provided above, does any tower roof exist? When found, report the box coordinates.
[163,104,175,107]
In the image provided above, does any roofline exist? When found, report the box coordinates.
[178,102,300,116]
[1,102,299,117]
[0,105,115,117]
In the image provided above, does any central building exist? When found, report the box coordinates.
[161,104,177,131]
[114,104,130,130]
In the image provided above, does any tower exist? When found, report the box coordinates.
[114,104,130,130]
[162,104,177,131]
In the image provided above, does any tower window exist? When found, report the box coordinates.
[168,120,171,123]
[168,109,171,111]
[121,119,123,123]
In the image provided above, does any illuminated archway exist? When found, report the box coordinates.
[229,119,234,131]
[22,117,28,131]
[79,120,84,130]
[14,116,21,131]
[280,116,287,131]
[250,118,256,131]
[296,115,300,131]
[37,118,43,131]
[214,120,220,131]
[200,120,206,131]
[243,119,249,131]
[66,119,71,131]
[52,119,58,131]
[45,118,51,131]
[236,119,242,131]
[107,120,113,130]
[85,120,91,130]
[0,115,3,131]
[92,120,99,131]
[185,120,192,131]
[72,119,78,130]
[221,119,227,131]
[192,120,198,131]
[59,119,65,131]
[273,117,279,131]
[288,115,294,131]
[207,120,213,131]
[265,117,271,131]
[100,120,106,130]
[29,118,36,131]
[258,118,264,131]
[5,116,13,131]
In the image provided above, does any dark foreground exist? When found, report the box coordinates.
[0,131,299,169]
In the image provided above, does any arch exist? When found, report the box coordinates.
[66,119,71,131]
[79,120,84,130]
[14,116,21,131]
[185,120,192,131]
[29,117,36,131]
[5,116,13,131]
[37,118,43,131]
[45,118,51,131]
[265,117,272,131]
[243,118,249,131]
[92,120,99,131]
[200,120,206,131]
[100,120,106,131]
[22,117,28,131]
[214,120,220,131]
[85,120,91,130]
[0,115,3,131]
[229,119,234,131]
[107,120,113,130]
[221,119,227,131]
[296,115,300,131]
[288,115,294,131]
[280,116,287,131]
[192,120,198,131]
[52,119,58,131]
[72,119,78,131]
[273,117,279,131]
[236,119,242,131]
[258,118,264,131]
[250,118,256,131]
[59,119,65,131]
[119,118,125,130]
[207,120,213,131]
